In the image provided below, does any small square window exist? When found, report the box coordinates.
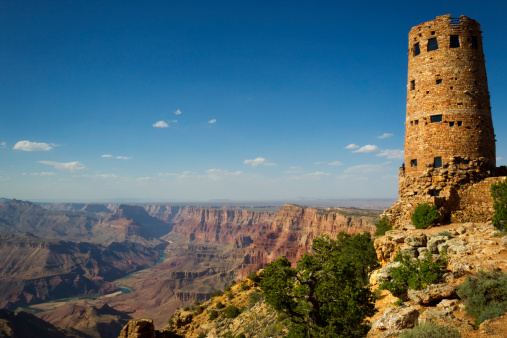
[449,122,454,127]
[457,121,462,126]
[463,159,470,165]
[434,157,442,168]
[431,31,436,35]
[430,115,442,123]
[410,80,415,90]
[430,190,440,197]
[413,43,420,56]
[427,38,439,51]
[450,35,460,48]
[411,159,418,167]
[414,120,419,125]
[455,159,461,164]
[471,36,478,49]
[436,79,442,84]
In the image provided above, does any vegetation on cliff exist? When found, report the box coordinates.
[411,203,439,229]
[260,232,379,337]
[491,179,507,229]
[457,270,507,327]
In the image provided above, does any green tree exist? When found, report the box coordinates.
[491,179,507,229]
[260,232,379,337]
[411,203,439,229]
[374,217,393,237]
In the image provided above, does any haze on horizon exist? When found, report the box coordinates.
[1,0,506,202]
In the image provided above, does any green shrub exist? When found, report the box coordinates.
[240,280,250,290]
[374,217,393,236]
[208,310,218,320]
[457,270,507,327]
[411,203,439,229]
[224,286,232,292]
[437,231,452,238]
[380,252,447,296]
[247,271,262,285]
[491,180,507,229]
[227,292,234,300]
[197,334,206,338]
[210,290,222,298]
[230,280,237,286]
[236,334,246,338]
[194,305,204,315]
[393,299,404,307]
[224,305,241,318]
[222,332,234,338]
[249,290,262,306]
[216,301,225,309]
[399,322,460,338]
[183,306,190,311]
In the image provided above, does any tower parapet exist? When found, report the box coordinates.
[384,15,506,227]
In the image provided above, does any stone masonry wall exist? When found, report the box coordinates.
[405,14,496,177]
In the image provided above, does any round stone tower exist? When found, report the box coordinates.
[404,14,495,177]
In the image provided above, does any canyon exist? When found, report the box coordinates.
[0,198,381,336]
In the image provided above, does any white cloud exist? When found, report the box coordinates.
[23,172,56,176]
[158,172,179,177]
[353,144,379,153]
[244,157,276,167]
[153,121,169,128]
[175,109,182,115]
[0,142,5,148]
[13,140,53,151]
[205,169,242,181]
[378,133,394,139]
[497,157,503,161]
[305,171,330,180]
[137,176,152,181]
[329,161,343,166]
[208,119,217,124]
[344,144,360,150]
[376,149,404,160]
[101,154,132,160]
[39,161,86,172]
[81,174,118,179]
[344,162,391,174]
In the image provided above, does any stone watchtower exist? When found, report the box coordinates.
[385,15,506,226]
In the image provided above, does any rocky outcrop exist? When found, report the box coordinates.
[0,309,68,338]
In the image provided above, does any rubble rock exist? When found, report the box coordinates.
[372,305,420,331]
[407,284,458,304]
[404,233,427,247]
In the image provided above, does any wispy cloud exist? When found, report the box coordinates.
[158,172,179,177]
[344,144,359,150]
[353,144,379,153]
[497,157,503,161]
[153,120,177,128]
[0,142,5,149]
[81,174,118,179]
[208,119,217,124]
[244,157,276,167]
[344,162,391,174]
[205,169,242,181]
[175,109,182,115]
[13,140,54,151]
[101,154,133,160]
[287,171,330,181]
[38,161,86,172]
[22,172,56,176]
[315,161,343,166]
[376,149,404,160]
[378,133,394,139]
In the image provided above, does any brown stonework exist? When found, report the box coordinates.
[384,15,507,227]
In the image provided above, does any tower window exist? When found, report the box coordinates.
[455,159,461,164]
[436,79,442,84]
[434,157,442,168]
[410,80,415,90]
[414,120,419,125]
[450,35,460,48]
[449,122,455,127]
[411,159,418,167]
[430,115,442,123]
[427,38,439,51]
[471,36,478,49]
[457,121,462,126]
[413,43,420,56]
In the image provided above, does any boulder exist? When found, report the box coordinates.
[372,305,420,331]
[407,284,458,304]
[119,319,155,338]
[427,236,448,254]
[404,233,427,247]
[400,246,419,258]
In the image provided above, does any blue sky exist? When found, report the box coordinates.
[1,0,506,202]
